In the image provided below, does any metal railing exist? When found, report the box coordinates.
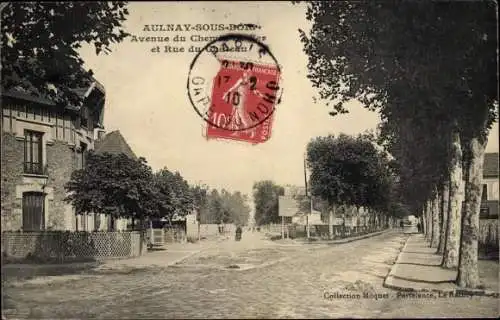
[23,162,48,175]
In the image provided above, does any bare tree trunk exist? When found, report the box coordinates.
[442,129,463,268]
[422,207,427,235]
[428,200,434,243]
[437,181,450,254]
[328,205,335,240]
[431,191,441,248]
[425,201,432,240]
[457,136,486,288]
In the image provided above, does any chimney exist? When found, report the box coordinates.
[96,129,106,141]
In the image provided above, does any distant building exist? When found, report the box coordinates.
[458,152,498,219]
[481,152,498,219]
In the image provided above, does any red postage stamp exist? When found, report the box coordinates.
[205,60,280,144]
[187,34,283,145]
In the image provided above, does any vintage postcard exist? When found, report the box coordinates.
[1,1,499,319]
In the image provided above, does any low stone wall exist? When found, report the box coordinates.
[1,231,145,263]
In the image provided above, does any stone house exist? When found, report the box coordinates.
[1,80,106,232]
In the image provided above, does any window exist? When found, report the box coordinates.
[80,106,89,128]
[24,130,44,175]
[22,192,45,231]
[76,142,88,170]
[482,184,488,201]
[81,142,88,168]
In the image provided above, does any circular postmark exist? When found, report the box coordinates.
[187,33,283,132]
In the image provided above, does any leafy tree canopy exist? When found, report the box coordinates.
[299,1,497,127]
[65,151,157,220]
[306,133,393,211]
[299,1,497,215]
[154,168,194,220]
[198,188,251,225]
[1,2,130,106]
[253,180,285,225]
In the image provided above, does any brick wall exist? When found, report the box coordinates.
[46,140,77,230]
[1,132,79,231]
[1,132,24,230]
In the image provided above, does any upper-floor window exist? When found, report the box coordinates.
[80,106,89,129]
[482,184,488,201]
[24,130,44,175]
[76,142,88,170]
[81,142,88,168]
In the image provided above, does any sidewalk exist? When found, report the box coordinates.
[293,228,390,245]
[384,233,499,296]
[1,239,219,280]
[95,239,218,271]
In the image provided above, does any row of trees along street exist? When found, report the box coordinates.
[252,131,404,232]
[65,151,250,229]
[298,1,497,289]
[306,132,401,232]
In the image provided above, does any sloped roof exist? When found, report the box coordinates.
[483,152,499,177]
[94,130,137,159]
[1,67,104,110]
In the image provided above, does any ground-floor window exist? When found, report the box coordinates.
[22,192,45,231]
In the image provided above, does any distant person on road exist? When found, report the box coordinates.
[417,221,422,233]
[235,226,242,241]
[400,220,404,231]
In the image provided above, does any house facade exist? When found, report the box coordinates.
[457,152,499,219]
[480,152,499,219]
[1,82,106,232]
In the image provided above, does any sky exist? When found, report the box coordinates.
[79,1,499,200]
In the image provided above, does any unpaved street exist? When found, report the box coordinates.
[3,231,498,318]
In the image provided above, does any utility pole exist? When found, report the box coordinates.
[308,196,312,239]
[281,216,285,239]
[197,208,201,242]
[304,152,311,239]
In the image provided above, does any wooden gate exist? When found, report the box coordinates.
[22,192,45,231]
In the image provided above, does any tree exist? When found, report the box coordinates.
[253,180,285,225]
[65,151,157,230]
[154,168,194,221]
[204,189,224,224]
[307,133,392,211]
[222,191,251,226]
[1,2,130,106]
[191,184,209,221]
[194,187,251,225]
[299,1,497,288]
